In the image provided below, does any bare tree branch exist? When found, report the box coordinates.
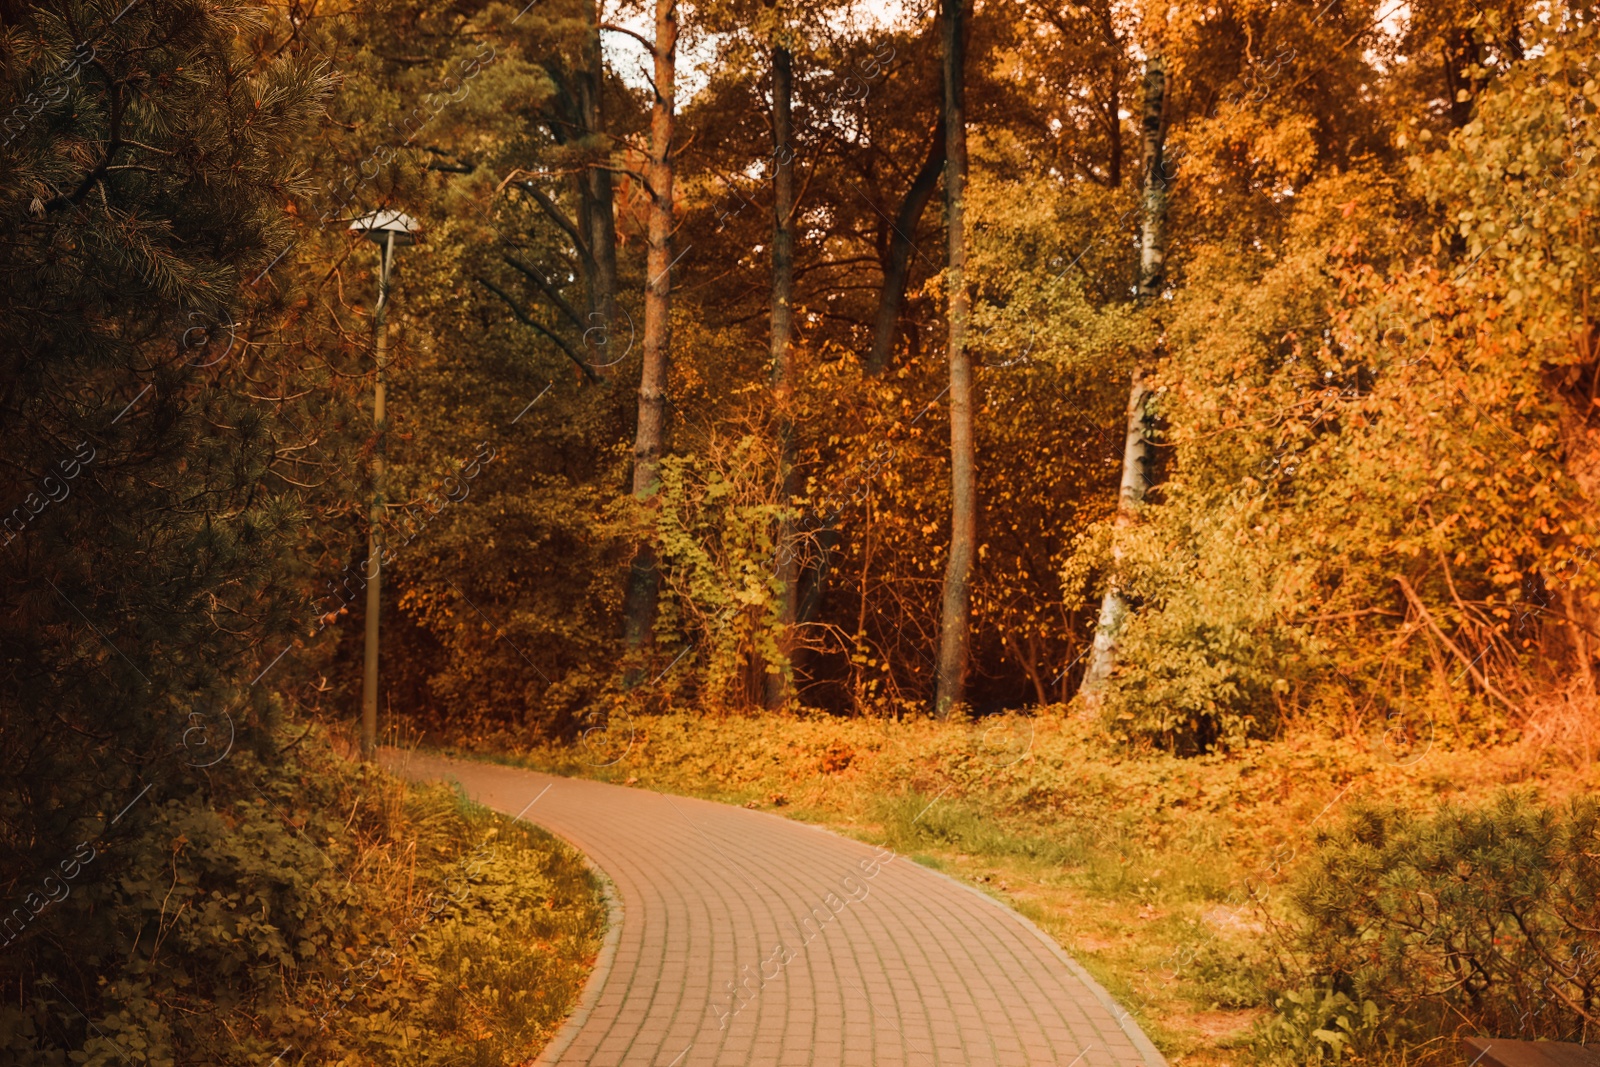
[523,185,591,260]
[1395,575,1518,712]
[502,254,586,331]
[474,275,599,384]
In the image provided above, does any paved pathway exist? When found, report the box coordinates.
[388,751,1165,1067]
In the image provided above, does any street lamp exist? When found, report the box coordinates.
[349,209,420,761]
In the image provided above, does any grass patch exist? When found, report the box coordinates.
[411,798,606,1067]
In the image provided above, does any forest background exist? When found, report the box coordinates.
[2,0,1599,1063]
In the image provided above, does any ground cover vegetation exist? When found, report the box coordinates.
[5,0,1600,1062]
[2,726,604,1067]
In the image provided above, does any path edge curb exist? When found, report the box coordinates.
[789,816,1172,1067]
[918,861,1169,1067]
[533,846,623,1067]
[391,752,623,1067]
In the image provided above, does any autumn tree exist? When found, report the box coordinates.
[1079,51,1168,709]
[618,0,680,665]
[933,0,973,717]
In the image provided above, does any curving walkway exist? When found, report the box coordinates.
[387,750,1165,1067]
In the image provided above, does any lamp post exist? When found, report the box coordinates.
[349,209,420,761]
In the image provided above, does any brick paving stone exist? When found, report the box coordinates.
[389,751,1166,1067]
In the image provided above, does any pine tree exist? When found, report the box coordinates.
[0,0,330,930]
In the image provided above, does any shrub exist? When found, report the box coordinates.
[1080,500,1320,753]
[653,430,790,709]
[1287,794,1600,1048]
[0,729,603,1067]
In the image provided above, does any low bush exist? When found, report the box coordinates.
[1287,793,1600,1052]
[1257,985,1390,1067]
[0,727,603,1067]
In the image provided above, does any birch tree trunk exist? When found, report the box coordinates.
[622,0,677,662]
[1135,56,1168,303]
[1079,53,1167,710]
[765,41,797,709]
[932,0,972,719]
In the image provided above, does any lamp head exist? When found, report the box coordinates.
[348,209,421,247]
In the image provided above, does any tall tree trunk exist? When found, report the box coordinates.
[621,0,677,664]
[865,122,945,376]
[1080,53,1167,710]
[1135,55,1168,303]
[1102,5,1123,187]
[766,41,798,710]
[579,0,619,347]
[1442,29,1482,129]
[932,0,972,719]
[1105,84,1122,187]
